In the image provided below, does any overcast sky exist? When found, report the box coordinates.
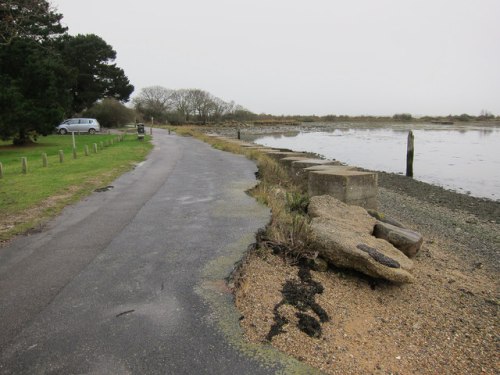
[51,0,499,116]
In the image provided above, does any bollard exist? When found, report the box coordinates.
[42,153,48,167]
[237,129,241,140]
[84,145,89,156]
[100,141,104,150]
[168,129,171,135]
[59,150,64,163]
[150,127,153,135]
[406,131,414,177]
[110,139,114,145]
[21,157,27,174]
[73,147,77,159]
[0,162,3,178]
[93,143,98,153]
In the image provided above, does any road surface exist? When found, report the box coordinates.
[0,130,311,374]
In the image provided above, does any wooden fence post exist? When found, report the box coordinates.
[72,147,77,159]
[93,143,98,153]
[42,153,48,167]
[21,157,27,174]
[0,162,3,178]
[100,141,104,150]
[84,145,89,156]
[59,150,64,163]
[406,130,414,177]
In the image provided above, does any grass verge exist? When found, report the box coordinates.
[0,133,153,242]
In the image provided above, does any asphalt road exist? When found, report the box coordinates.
[0,130,307,374]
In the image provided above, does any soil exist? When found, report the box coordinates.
[234,172,499,374]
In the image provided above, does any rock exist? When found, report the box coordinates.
[373,221,423,258]
[309,196,414,283]
[309,194,376,232]
[367,209,405,228]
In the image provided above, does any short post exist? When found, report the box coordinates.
[42,153,48,167]
[237,129,241,140]
[59,150,64,163]
[150,127,153,135]
[0,162,3,178]
[168,129,171,135]
[21,157,27,174]
[84,145,89,156]
[110,139,114,145]
[406,130,414,177]
[100,141,104,150]
[93,143,98,153]
[72,147,77,159]
[72,131,76,149]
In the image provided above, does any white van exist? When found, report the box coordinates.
[56,118,100,134]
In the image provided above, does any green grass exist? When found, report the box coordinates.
[0,133,153,240]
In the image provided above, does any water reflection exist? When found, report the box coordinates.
[252,124,500,201]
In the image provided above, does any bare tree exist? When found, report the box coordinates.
[168,89,192,122]
[133,85,173,122]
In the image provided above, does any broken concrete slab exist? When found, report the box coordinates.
[373,221,423,258]
[308,196,414,283]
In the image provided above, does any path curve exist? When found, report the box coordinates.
[0,129,312,374]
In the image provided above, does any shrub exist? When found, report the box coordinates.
[83,98,136,128]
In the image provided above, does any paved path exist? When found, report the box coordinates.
[0,130,308,374]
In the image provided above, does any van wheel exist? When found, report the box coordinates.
[89,128,96,135]
[59,129,68,135]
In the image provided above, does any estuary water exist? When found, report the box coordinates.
[251,123,500,201]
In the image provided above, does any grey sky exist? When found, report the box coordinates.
[51,0,500,116]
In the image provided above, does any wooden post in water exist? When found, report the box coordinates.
[21,157,27,174]
[406,130,414,177]
[42,153,48,167]
[59,150,64,163]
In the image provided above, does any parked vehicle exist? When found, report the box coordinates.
[56,118,100,134]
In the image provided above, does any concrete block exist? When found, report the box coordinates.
[308,169,378,210]
[292,163,354,192]
[278,156,312,173]
[264,151,309,161]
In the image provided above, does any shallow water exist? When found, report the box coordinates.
[251,123,500,201]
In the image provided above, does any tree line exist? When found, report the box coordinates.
[133,86,254,125]
[0,0,133,144]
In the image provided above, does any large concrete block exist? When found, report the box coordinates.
[264,151,309,161]
[308,169,378,210]
[278,156,312,173]
[292,164,354,192]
